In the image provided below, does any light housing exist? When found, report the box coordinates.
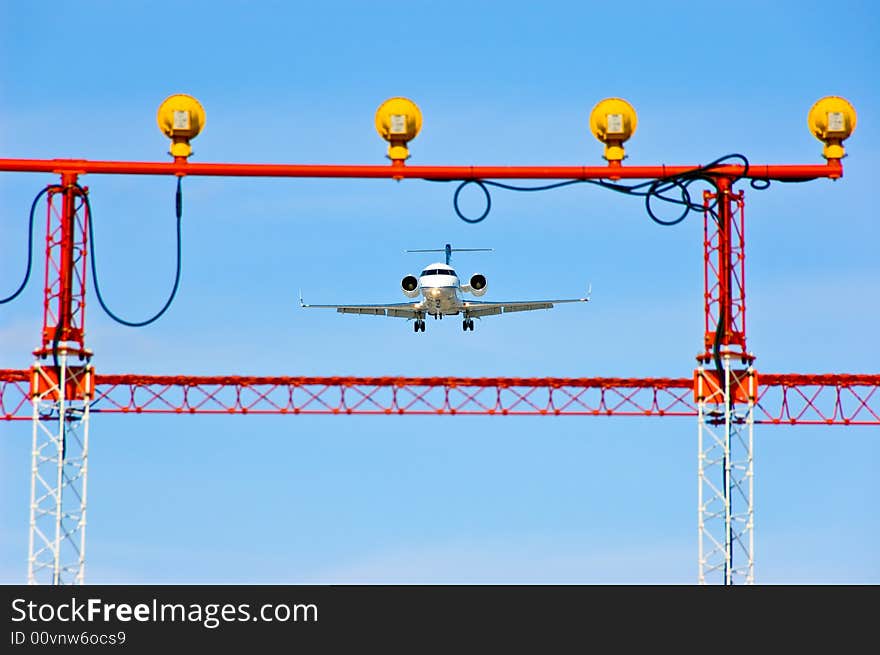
[157,94,206,158]
[808,96,856,160]
[589,97,638,162]
[375,97,422,161]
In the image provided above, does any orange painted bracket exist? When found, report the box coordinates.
[693,368,758,405]
[30,365,95,401]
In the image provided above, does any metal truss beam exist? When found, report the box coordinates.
[27,358,92,584]
[697,362,755,584]
[0,371,877,424]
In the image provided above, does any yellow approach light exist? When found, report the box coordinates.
[808,96,857,160]
[157,94,206,159]
[589,98,638,162]
[375,97,422,161]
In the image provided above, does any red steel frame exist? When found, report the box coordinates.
[27,173,93,401]
[37,174,89,356]
[0,371,878,425]
[0,157,843,181]
[0,154,874,427]
[702,182,747,360]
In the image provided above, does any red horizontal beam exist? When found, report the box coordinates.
[0,158,842,181]
[1,370,877,425]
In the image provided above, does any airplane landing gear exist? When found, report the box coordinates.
[462,318,474,331]
[413,319,426,332]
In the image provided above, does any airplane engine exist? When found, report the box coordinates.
[401,274,420,298]
[469,273,488,296]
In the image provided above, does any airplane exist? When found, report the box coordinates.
[300,244,590,333]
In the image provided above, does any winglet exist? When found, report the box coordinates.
[299,289,305,307]
[586,283,592,301]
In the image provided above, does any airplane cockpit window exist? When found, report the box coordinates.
[421,269,457,276]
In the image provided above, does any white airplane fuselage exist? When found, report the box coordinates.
[416,264,463,317]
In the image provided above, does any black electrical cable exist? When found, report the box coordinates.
[595,153,749,226]
[0,185,54,304]
[77,177,184,327]
[749,176,815,191]
[452,180,492,223]
[52,322,62,370]
[475,179,587,193]
[433,154,758,225]
[713,306,726,395]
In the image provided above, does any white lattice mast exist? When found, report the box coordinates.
[27,175,94,585]
[697,362,755,584]
[28,359,92,584]
[696,179,755,585]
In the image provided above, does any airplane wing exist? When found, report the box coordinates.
[462,296,589,318]
[300,297,423,319]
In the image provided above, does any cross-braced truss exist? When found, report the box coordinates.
[27,358,92,585]
[0,371,877,423]
[696,363,755,584]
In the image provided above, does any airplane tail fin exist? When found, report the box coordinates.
[405,243,493,265]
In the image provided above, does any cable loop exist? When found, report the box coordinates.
[452,180,492,223]
[78,180,184,327]
[442,154,765,227]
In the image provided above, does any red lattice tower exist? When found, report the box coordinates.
[38,175,89,356]
[702,180,748,362]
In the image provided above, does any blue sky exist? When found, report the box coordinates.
[0,0,877,583]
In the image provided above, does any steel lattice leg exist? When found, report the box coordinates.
[698,358,755,585]
[27,356,91,585]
